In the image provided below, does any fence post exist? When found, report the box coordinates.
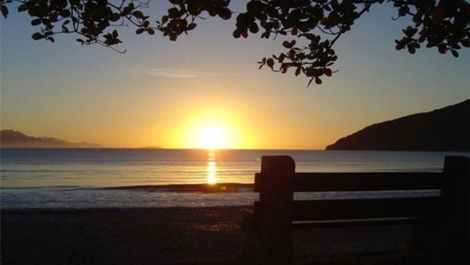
[258,156,295,265]
[442,156,470,263]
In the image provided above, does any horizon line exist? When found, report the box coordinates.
[0,146,326,151]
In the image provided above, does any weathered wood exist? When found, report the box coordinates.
[293,197,440,221]
[255,172,443,192]
[293,172,442,191]
[257,156,295,265]
[256,197,441,221]
[442,156,470,263]
[293,217,427,229]
[243,155,470,265]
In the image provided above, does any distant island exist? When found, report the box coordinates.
[0,129,102,148]
[326,99,470,151]
[138,146,163,149]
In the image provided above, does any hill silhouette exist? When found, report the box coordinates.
[0,130,101,148]
[326,99,470,151]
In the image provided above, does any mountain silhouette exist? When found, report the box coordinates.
[326,99,470,151]
[0,130,101,148]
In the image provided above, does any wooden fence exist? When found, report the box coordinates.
[240,155,470,265]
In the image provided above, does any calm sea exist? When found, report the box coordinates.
[1,148,468,209]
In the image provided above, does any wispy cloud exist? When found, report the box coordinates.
[119,67,237,79]
[143,68,202,79]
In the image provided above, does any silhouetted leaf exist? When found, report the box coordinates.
[249,23,259,33]
[462,39,470,48]
[219,8,232,20]
[438,45,446,54]
[17,4,28,12]
[241,29,248,38]
[60,9,71,18]
[399,6,409,17]
[187,23,197,30]
[31,19,41,26]
[1,5,8,18]
[31,32,43,40]
[132,11,144,19]
[295,67,301,76]
[121,4,134,16]
[266,58,274,68]
[280,64,288,73]
[233,30,241,38]
[324,68,332,77]
[282,40,296,48]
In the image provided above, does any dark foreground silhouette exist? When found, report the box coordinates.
[238,156,469,265]
[326,99,470,151]
[1,207,429,265]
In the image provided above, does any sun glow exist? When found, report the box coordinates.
[197,126,226,149]
[178,110,249,149]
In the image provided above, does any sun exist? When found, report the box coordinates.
[173,107,254,149]
[198,126,226,149]
[179,112,242,149]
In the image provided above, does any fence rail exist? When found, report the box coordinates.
[241,155,470,265]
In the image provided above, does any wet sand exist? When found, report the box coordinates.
[1,207,416,265]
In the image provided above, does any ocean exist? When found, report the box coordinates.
[1,148,468,209]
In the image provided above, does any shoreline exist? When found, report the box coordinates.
[1,205,251,212]
[2,206,414,265]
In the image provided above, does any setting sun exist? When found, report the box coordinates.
[175,108,252,149]
[197,127,226,149]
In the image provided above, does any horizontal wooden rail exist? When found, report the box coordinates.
[255,172,443,192]
[241,156,470,265]
[292,217,428,229]
[255,197,442,221]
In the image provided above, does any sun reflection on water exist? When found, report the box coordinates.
[207,150,217,185]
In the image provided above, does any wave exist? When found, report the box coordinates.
[102,183,254,193]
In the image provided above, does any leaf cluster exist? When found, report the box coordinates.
[156,0,469,85]
[392,0,469,58]
[158,0,232,41]
[1,0,156,51]
[1,0,468,84]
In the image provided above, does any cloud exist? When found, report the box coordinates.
[120,67,236,79]
[144,68,202,79]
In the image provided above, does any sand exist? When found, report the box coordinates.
[1,207,416,265]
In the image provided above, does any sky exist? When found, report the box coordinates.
[1,1,469,149]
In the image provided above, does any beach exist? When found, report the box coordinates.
[1,149,458,264]
[1,206,417,265]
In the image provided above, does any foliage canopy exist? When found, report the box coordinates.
[1,0,469,85]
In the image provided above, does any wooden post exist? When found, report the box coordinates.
[258,156,295,265]
[442,156,470,264]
